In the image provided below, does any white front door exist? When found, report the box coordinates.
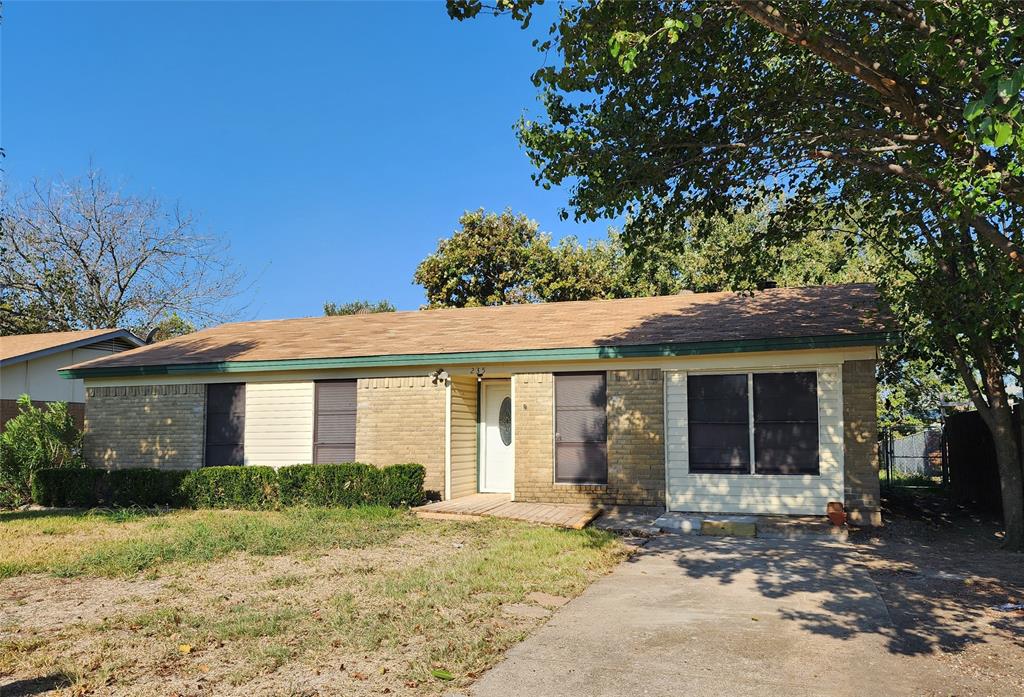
[480,381,514,493]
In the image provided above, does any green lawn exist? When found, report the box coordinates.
[0,507,628,695]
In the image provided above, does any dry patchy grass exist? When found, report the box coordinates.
[0,507,628,695]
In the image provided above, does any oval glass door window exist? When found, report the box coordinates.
[499,397,512,446]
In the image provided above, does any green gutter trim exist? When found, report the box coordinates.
[59,331,896,379]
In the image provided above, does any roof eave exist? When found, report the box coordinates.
[2,330,146,369]
[59,330,896,379]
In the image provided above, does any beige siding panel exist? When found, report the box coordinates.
[244,381,314,467]
[449,376,478,498]
[665,365,845,515]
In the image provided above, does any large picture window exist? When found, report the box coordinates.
[554,373,607,484]
[205,383,245,466]
[687,371,819,476]
[314,380,357,464]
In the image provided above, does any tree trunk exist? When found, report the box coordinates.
[989,402,1024,551]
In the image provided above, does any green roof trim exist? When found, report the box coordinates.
[59,331,894,379]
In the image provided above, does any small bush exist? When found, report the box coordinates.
[1,395,84,507]
[278,463,376,507]
[31,468,104,507]
[179,466,279,510]
[277,462,425,507]
[30,462,426,511]
[378,463,426,507]
[108,469,189,507]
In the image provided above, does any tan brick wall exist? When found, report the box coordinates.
[85,384,205,470]
[513,370,666,507]
[607,369,665,506]
[843,360,882,526]
[355,376,446,500]
[511,373,559,501]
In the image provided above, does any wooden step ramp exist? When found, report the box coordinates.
[414,493,602,530]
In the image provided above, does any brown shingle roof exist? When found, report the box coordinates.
[63,284,890,374]
[1,329,143,365]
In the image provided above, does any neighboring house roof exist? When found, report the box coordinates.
[61,284,893,378]
[0,329,146,367]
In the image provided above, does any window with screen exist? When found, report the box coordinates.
[686,374,751,474]
[205,383,245,466]
[554,373,607,484]
[753,372,819,475]
[314,380,357,464]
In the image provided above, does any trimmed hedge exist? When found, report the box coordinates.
[179,466,278,510]
[30,462,426,510]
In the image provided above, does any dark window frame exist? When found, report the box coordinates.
[687,371,821,477]
[553,372,608,485]
[313,379,357,464]
[204,382,245,467]
[753,372,820,475]
[686,373,751,474]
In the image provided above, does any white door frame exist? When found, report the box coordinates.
[478,380,514,493]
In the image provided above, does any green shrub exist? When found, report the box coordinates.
[179,466,279,510]
[278,462,376,507]
[30,462,426,511]
[30,468,188,507]
[378,463,426,507]
[31,468,104,507]
[1,395,84,507]
[108,469,188,507]
[276,462,425,507]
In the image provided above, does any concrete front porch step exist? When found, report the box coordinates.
[653,512,847,541]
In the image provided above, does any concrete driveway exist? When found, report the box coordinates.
[467,535,961,697]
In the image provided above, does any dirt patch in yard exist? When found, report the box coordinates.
[0,512,628,696]
[849,492,1024,694]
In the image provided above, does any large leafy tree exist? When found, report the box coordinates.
[450,1,1024,547]
[414,208,689,307]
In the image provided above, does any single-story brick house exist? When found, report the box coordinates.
[1,328,144,430]
[61,284,891,525]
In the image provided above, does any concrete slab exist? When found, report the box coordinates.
[756,515,848,541]
[468,536,953,697]
[650,512,847,541]
[701,519,756,536]
[653,512,703,534]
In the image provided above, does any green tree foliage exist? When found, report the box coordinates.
[413,209,555,307]
[323,299,397,315]
[147,313,197,342]
[0,395,84,507]
[450,1,1024,546]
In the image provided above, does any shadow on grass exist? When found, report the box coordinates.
[0,673,70,696]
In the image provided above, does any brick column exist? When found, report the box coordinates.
[843,360,882,526]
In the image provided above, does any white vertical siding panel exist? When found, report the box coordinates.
[664,365,845,515]
[244,381,314,468]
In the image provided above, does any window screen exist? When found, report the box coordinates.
[314,380,357,464]
[554,373,607,484]
[687,374,750,474]
[753,372,819,475]
[205,383,245,466]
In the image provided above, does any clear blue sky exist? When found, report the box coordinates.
[3,1,613,319]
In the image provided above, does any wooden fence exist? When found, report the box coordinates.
[945,405,1022,516]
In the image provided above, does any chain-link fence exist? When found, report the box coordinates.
[880,425,946,488]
